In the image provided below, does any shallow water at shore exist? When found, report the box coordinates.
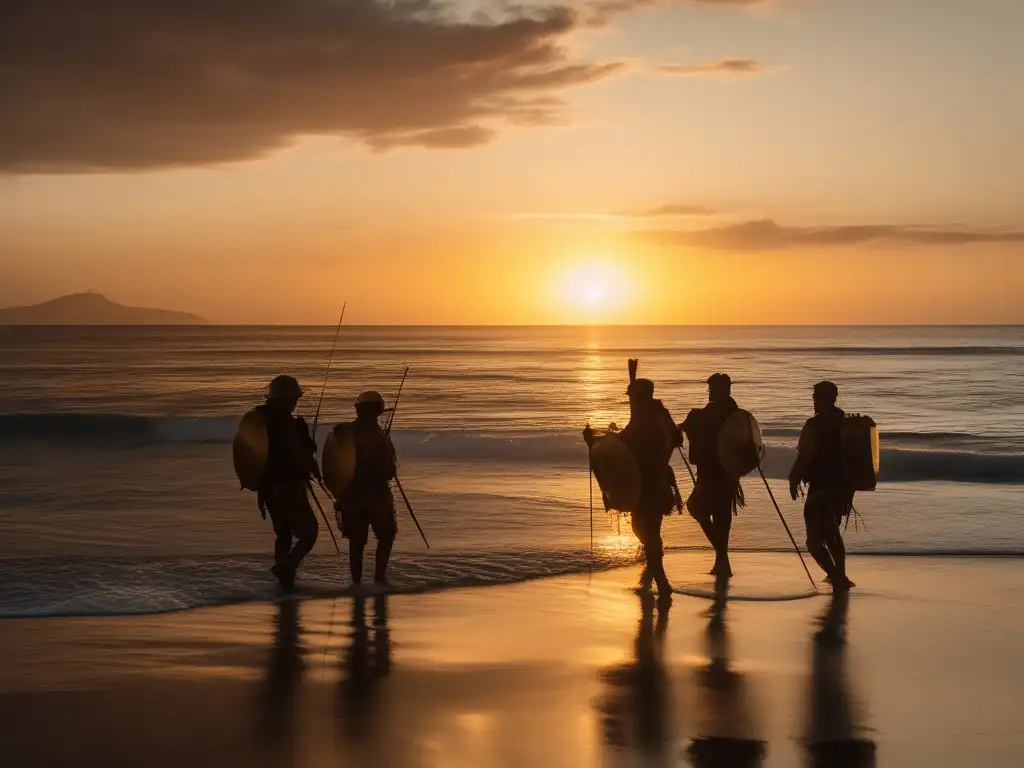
[2,553,1022,767]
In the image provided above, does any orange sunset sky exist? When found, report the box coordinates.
[1,0,1022,324]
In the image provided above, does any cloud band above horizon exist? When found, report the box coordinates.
[637,219,1024,250]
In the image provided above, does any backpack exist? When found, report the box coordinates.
[840,414,879,492]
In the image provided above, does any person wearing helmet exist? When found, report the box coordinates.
[334,391,398,588]
[584,361,680,603]
[679,373,745,579]
[257,375,321,592]
[789,381,855,591]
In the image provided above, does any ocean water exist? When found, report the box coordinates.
[1,325,1022,617]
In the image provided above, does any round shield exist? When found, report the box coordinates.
[717,409,763,478]
[322,422,357,500]
[233,408,268,491]
[590,433,642,513]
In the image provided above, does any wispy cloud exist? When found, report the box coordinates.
[0,0,625,173]
[499,204,720,221]
[637,219,1024,251]
[587,0,768,26]
[656,58,776,77]
[619,204,720,217]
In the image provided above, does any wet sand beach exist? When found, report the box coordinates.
[1,552,1022,767]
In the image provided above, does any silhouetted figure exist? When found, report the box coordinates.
[257,375,321,592]
[585,364,680,600]
[335,392,398,587]
[597,594,673,762]
[337,595,393,745]
[789,381,855,590]
[680,373,746,579]
[805,592,877,767]
[686,577,767,768]
[259,599,305,760]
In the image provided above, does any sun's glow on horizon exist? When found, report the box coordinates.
[552,259,636,322]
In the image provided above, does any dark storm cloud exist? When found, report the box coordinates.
[0,0,624,172]
[637,219,1024,251]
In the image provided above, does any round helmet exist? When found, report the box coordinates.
[626,378,655,399]
[354,390,386,409]
[266,375,303,401]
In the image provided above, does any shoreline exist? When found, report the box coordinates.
[3,550,1024,620]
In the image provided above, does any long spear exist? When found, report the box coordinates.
[311,302,346,437]
[757,464,818,592]
[385,367,429,548]
[308,302,346,555]
[384,366,409,438]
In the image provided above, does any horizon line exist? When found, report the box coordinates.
[2,322,1023,329]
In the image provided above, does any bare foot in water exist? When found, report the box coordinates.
[833,576,855,591]
[271,564,295,593]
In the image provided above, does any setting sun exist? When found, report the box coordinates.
[553,260,635,322]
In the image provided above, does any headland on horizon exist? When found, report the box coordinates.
[0,292,206,325]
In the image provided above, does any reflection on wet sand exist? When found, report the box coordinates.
[336,594,393,746]
[250,585,876,767]
[687,577,767,768]
[258,598,305,765]
[597,595,674,764]
[806,591,877,768]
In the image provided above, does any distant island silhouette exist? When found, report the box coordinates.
[0,293,207,325]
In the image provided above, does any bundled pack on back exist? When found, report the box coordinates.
[841,414,879,491]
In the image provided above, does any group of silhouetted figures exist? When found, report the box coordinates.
[248,367,861,600]
[250,376,399,592]
[248,364,875,766]
[585,368,860,604]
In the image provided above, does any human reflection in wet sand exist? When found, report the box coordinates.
[687,576,767,768]
[805,591,877,768]
[336,594,393,745]
[259,598,305,763]
[597,595,673,765]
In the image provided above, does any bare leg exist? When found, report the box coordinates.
[634,513,670,599]
[806,535,838,582]
[288,527,318,573]
[637,563,653,591]
[270,528,296,592]
[693,515,717,550]
[374,535,395,583]
[805,496,840,583]
[648,517,671,600]
[825,533,854,589]
[711,504,733,578]
[273,529,292,571]
[689,514,719,575]
[349,538,365,585]
[371,504,398,585]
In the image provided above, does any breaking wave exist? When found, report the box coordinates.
[0,549,637,619]
[1,414,1022,485]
